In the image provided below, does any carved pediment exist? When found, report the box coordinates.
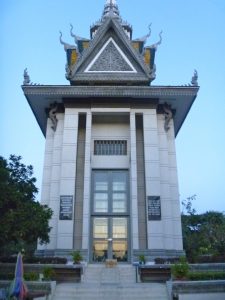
[85,38,137,73]
[68,18,151,85]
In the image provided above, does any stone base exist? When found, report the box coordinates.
[35,249,89,261]
[132,249,185,262]
[105,259,117,268]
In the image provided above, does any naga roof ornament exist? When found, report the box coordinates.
[133,24,152,43]
[59,31,76,51]
[150,31,163,49]
[191,69,198,86]
[23,68,31,85]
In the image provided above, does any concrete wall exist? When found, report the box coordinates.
[91,121,130,169]
[38,107,183,257]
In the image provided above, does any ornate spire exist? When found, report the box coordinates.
[103,0,120,19]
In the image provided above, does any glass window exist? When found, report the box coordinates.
[93,171,128,214]
[94,173,108,191]
[94,193,108,213]
[113,218,127,239]
[93,218,108,238]
[113,193,126,213]
[94,140,127,155]
[112,173,126,191]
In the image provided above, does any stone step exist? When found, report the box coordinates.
[53,283,168,300]
[52,265,169,300]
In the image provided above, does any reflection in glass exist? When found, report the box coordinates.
[113,241,127,262]
[94,193,108,212]
[94,173,108,191]
[93,218,108,238]
[113,181,126,191]
[95,181,108,191]
[93,241,108,262]
[113,193,126,213]
[112,172,126,191]
[113,218,127,238]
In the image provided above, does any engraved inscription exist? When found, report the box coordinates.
[59,195,73,220]
[148,196,161,221]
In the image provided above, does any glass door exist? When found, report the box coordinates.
[92,217,128,262]
[91,170,129,262]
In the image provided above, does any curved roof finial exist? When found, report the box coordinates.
[70,24,78,44]
[59,31,75,51]
[151,31,163,49]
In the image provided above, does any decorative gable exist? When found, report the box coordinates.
[85,38,136,73]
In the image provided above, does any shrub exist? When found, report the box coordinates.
[0,273,14,280]
[138,255,146,264]
[71,251,83,264]
[188,271,225,280]
[24,272,39,281]
[43,267,55,280]
[195,255,225,263]
[171,257,189,279]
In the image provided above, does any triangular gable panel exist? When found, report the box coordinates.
[85,38,137,73]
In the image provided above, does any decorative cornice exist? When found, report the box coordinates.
[22,85,199,97]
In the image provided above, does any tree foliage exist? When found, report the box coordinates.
[182,195,225,261]
[0,155,53,255]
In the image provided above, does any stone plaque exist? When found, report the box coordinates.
[59,195,73,220]
[148,196,161,221]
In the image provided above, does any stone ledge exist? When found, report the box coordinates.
[167,280,225,300]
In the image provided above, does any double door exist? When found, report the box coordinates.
[91,170,129,262]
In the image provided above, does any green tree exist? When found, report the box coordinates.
[0,155,53,255]
[182,195,225,261]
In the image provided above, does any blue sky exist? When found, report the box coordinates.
[1,0,225,213]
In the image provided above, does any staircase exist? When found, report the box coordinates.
[52,264,169,300]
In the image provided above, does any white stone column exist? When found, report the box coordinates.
[57,108,79,249]
[158,114,174,250]
[143,109,163,250]
[37,119,54,251]
[82,111,92,252]
[44,115,64,251]
[130,111,139,250]
[167,119,183,250]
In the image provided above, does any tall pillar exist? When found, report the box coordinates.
[43,115,64,251]
[38,118,54,251]
[82,111,92,254]
[158,114,174,250]
[57,108,79,249]
[168,119,183,250]
[130,111,139,250]
[143,109,163,250]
